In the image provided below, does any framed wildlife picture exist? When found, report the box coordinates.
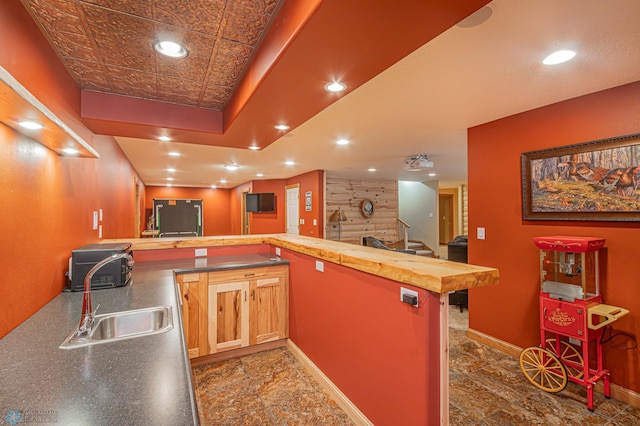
[521,133,640,221]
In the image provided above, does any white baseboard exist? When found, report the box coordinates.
[286,340,373,426]
[467,328,640,409]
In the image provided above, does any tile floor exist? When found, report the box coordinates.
[448,309,639,425]
[193,309,639,425]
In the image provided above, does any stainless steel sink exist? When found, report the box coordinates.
[60,306,173,349]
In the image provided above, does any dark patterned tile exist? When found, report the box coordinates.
[467,363,535,402]
[519,391,609,426]
[608,405,640,425]
[450,374,510,420]
[449,404,487,426]
[265,389,353,426]
[449,327,469,347]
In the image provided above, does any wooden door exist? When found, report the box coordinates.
[176,272,208,358]
[249,273,288,345]
[208,280,249,353]
[439,194,454,244]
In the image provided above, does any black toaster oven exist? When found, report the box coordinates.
[68,243,133,291]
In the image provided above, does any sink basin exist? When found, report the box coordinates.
[60,306,173,349]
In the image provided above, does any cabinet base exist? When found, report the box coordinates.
[189,339,286,367]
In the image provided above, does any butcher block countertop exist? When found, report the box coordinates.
[103,234,499,293]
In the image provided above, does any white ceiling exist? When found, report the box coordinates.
[115,0,640,189]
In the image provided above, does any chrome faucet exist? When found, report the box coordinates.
[73,252,134,340]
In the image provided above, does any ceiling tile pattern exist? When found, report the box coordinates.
[21,0,282,110]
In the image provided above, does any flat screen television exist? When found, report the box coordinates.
[246,192,276,213]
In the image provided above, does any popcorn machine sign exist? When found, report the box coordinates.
[549,308,576,327]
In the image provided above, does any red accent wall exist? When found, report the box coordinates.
[284,248,442,425]
[251,179,286,234]
[468,81,640,393]
[0,1,142,338]
[145,186,232,236]
[286,170,324,238]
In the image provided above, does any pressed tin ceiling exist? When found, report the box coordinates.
[20,0,282,110]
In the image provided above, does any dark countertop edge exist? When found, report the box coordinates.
[172,259,289,275]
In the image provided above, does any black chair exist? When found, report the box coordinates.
[363,236,417,254]
[447,235,468,311]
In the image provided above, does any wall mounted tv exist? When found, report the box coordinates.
[246,193,276,213]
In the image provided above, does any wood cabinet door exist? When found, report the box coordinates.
[176,272,208,358]
[250,272,288,345]
[208,280,250,353]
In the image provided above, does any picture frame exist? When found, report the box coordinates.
[305,191,312,211]
[521,133,640,221]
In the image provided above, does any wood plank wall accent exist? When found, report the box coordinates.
[325,177,399,245]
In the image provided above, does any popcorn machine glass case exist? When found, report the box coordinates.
[519,236,629,412]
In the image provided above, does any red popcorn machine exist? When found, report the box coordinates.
[519,236,629,411]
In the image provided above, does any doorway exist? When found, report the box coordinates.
[285,185,300,235]
[241,190,250,235]
[134,177,141,237]
[439,194,454,244]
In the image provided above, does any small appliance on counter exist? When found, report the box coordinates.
[66,243,133,291]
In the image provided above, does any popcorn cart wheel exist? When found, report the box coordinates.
[519,346,568,392]
[519,236,630,412]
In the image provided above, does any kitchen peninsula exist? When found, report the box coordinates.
[114,234,499,425]
[0,234,498,426]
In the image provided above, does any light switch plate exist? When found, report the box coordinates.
[99,209,103,221]
[92,211,98,230]
[315,260,324,272]
[275,247,281,256]
[98,224,102,239]
[313,219,317,226]
[477,227,486,240]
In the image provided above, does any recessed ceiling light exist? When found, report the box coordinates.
[166,183,172,187]
[325,82,346,92]
[224,164,239,171]
[285,160,295,166]
[167,168,176,172]
[543,50,576,65]
[153,40,188,58]
[368,168,376,172]
[274,124,290,131]
[256,173,264,177]
[62,148,79,155]
[211,185,217,189]
[428,173,437,177]
[219,179,227,184]
[159,136,171,141]
[166,177,174,181]
[249,145,260,151]
[168,152,180,157]
[336,138,349,145]
[18,121,43,130]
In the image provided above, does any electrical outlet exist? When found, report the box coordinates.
[92,211,99,230]
[477,227,486,240]
[315,260,324,272]
[275,247,281,256]
[400,287,419,307]
[195,248,207,257]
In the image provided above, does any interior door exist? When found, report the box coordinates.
[439,194,453,244]
[286,186,300,235]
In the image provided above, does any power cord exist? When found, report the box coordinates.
[600,325,638,350]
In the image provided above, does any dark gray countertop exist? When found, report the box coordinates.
[0,253,286,425]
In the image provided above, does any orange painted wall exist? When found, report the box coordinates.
[229,170,325,236]
[284,248,442,425]
[468,81,640,393]
[287,170,324,238]
[0,1,142,337]
[145,186,232,236]
[251,179,286,234]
